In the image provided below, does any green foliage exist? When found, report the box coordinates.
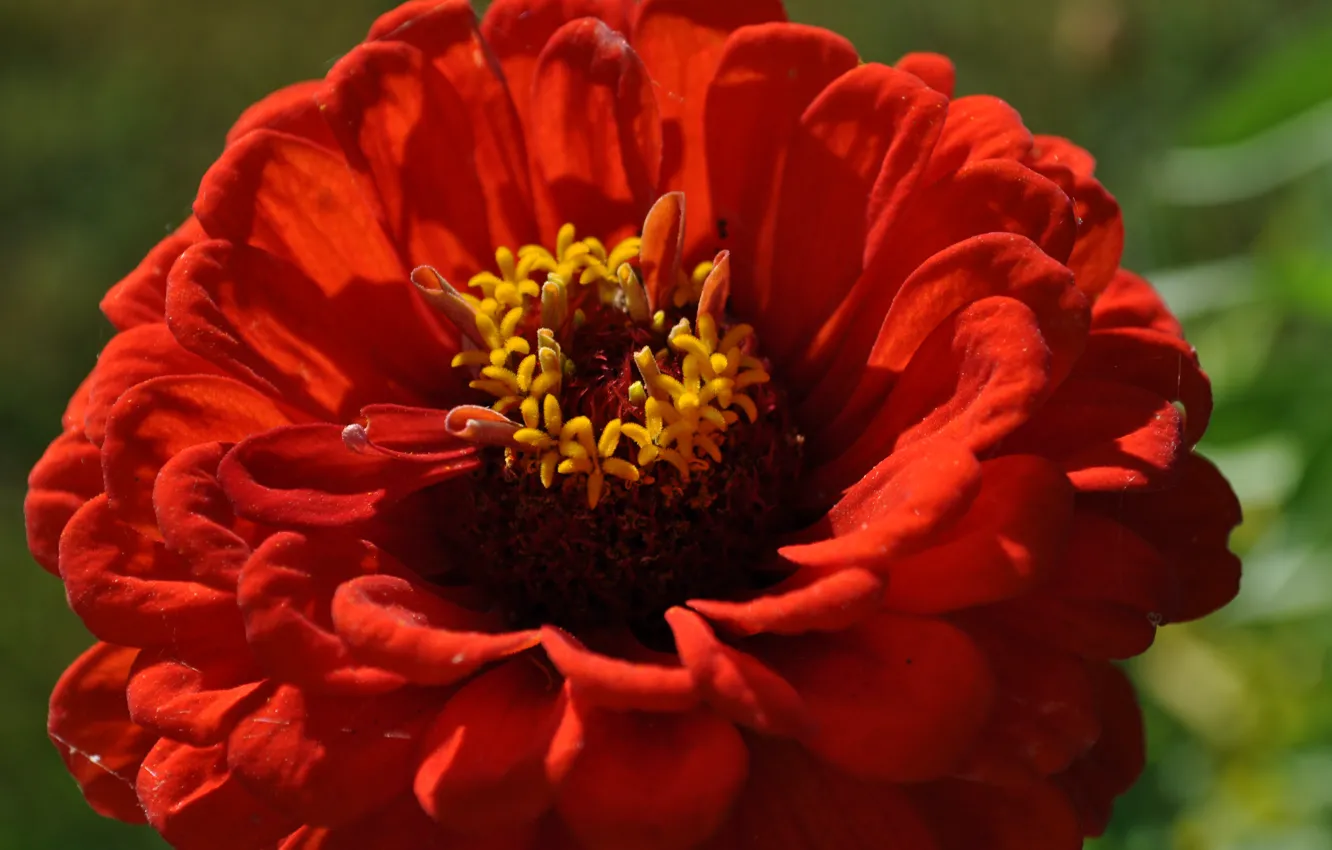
[2,1,1329,848]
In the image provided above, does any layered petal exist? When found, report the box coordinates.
[137,740,297,850]
[25,428,102,575]
[227,685,438,827]
[554,703,748,850]
[528,18,662,242]
[755,613,994,781]
[48,643,156,823]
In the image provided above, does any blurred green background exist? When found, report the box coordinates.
[2,0,1330,847]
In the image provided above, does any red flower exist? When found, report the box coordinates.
[29,1,1241,848]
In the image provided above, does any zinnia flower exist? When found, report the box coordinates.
[28,1,1242,847]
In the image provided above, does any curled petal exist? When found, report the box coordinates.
[48,643,156,824]
[687,567,886,637]
[529,18,662,242]
[812,297,1051,495]
[153,441,254,590]
[764,64,947,365]
[227,685,438,828]
[755,613,994,782]
[415,660,571,833]
[281,796,458,850]
[238,532,407,694]
[1077,326,1211,445]
[922,95,1032,183]
[100,217,203,331]
[137,740,298,850]
[102,374,292,537]
[640,191,686,310]
[540,627,699,712]
[1090,268,1184,338]
[1005,378,1184,492]
[555,703,748,850]
[225,79,332,149]
[894,51,955,99]
[25,428,101,575]
[220,422,476,529]
[783,437,982,568]
[481,0,637,128]
[880,455,1074,615]
[84,323,226,447]
[59,495,242,648]
[127,642,267,747]
[1026,135,1124,298]
[666,608,810,736]
[332,574,538,686]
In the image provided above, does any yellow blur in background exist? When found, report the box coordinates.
[2,1,1330,848]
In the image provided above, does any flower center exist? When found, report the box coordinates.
[416,209,802,633]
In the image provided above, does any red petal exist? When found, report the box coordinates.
[1085,454,1241,622]
[1026,136,1123,297]
[812,296,1050,495]
[1090,268,1184,338]
[237,532,407,694]
[639,191,686,310]
[280,797,455,850]
[763,64,947,366]
[153,441,255,591]
[540,626,699,712]
[194,129,410,302]
[415,660,569,832]
[666,608,810,736]
[782,435,981,569]
[1056,662,1145,836]
[922,95,1033,185]
[331,574,537,686]
[688,567,887,637]
[220,422,476,528]
[707,22,860,318]
[1005,378,1184,491]
[481,0,636,127]
[322,41,503,282]
[48,643,156,823]
[1077,326,1211,445]
[881,456,1073,614]
[127,642,266,747]
[802,233,1086,441]
[756,613,994,781]
[954,626,1101,784]
[706,738,938,850]
[226,80,334,149]
[25,428,102,575]
[84,323,225,447]
[102,374,292,536]
[529,18,661,242]
[910,778,1081,850]
[100,218,203,331]
[809,159,1076,393]
[138,740,298,850]
[895,51,956,99]
[227,684,437,827]
[555,704,748,850]
[168,240,457,419]
[58,495,243,647]
[370,1,537,252]
[630,0,787,255]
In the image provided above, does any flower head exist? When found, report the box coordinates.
[29,1,1240,847]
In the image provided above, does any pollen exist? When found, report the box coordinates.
[420,208,773,510]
